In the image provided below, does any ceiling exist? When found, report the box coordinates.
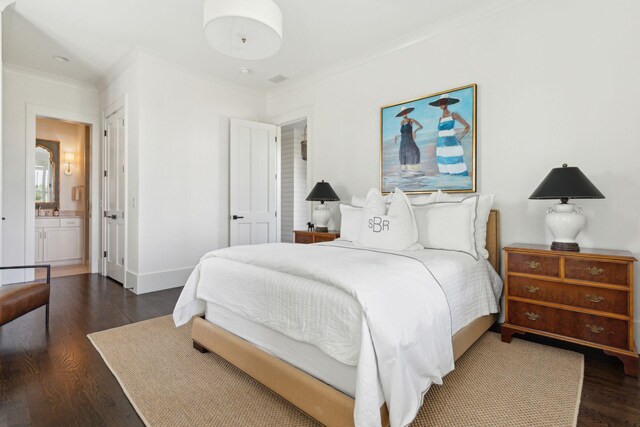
[2,0,495,93]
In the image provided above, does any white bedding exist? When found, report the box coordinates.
[174,241,502,427]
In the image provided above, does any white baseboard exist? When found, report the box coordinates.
[128,267,193,295]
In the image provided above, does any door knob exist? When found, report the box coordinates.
[110,214,117,219]
[232,215,244,220]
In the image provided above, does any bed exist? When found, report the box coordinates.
[174,210,501,427]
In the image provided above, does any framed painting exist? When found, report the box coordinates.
[380,83,477,194]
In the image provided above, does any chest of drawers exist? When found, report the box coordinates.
[502,244,638,377]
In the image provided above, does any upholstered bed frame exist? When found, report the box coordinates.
[192,210,501,427]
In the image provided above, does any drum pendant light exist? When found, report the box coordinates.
[203,0,283,60]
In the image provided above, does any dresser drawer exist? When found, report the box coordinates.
[294,233,313,244]
[509,300,628,349]
[35,218,60,228]
[314,234,335,243]
[564,257,629,286]
[509,276,629,315]
[60,218,82,227]
[508,252,560,277]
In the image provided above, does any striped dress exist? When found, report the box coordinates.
[436,115,468,176]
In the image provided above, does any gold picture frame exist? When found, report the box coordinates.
[380,83,477,194]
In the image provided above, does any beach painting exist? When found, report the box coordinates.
[380,84,477,194]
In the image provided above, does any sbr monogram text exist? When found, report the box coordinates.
[368,217,390,233]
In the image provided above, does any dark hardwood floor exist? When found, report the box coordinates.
[0,274,638,426]
[0,274,181,427]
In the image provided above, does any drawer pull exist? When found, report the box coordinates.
[524,285,540,294]
[585,294,604,303]
[585,267,605,276]
[585,324,604,334]
[524,312,540,321]
[525,261,541,269]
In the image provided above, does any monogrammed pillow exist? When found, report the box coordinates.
[357,188,422,251]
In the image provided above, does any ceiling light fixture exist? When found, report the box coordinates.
[239,67,253,75]
[203,0,283,60]
[53,55,70,62]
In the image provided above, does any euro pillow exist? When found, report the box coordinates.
[339,204,364,242]
[437,192,494,259]
[351,190,438,207]
[357,188,421,251]
[412,196,478,259]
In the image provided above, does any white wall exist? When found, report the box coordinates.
[2,67,99,282]
[100,53,267,293]
[267,0,640,346]
[36,117,86,212]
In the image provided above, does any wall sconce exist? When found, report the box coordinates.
[64,152,75,175]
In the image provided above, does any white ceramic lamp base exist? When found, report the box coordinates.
[545,203,585,252]
[313,203,331,232]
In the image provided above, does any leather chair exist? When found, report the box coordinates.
[0,265,51,327]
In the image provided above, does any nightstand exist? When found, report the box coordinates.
[293,230,340,244]
[502,244,638,377]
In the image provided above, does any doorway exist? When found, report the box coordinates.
[280,119,308,243]
[34,117,92,278]
[21,103,101,285]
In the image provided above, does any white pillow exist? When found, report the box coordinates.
[351,190,439,207]
[339,204,364,242]
[357,188,421,251]
[412,196,478,259]
[409,191,439,205]
[351,195,366,208]
[437,192,494,259]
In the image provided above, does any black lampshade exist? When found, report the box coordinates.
[529,164,605,201]
[306,180,339,203]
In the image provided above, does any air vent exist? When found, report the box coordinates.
[269,74,288,84]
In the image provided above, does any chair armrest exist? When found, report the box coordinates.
[0,265,51,284]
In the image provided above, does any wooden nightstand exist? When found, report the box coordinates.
[293,230,340,244]
[502,243,638,377]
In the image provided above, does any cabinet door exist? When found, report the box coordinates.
[43,227,81,261]
[34,229,43,262]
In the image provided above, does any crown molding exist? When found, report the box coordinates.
[267,0,530,100]
[3,62,99,93]
[95,48,140,93]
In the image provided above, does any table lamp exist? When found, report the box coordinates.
[306,180,339,232]
[529,164,604,252]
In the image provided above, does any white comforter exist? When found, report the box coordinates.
[174,242,502,427]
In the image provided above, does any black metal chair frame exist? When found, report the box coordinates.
[0,265,51,325]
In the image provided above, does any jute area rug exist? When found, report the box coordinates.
[88,316,583,427]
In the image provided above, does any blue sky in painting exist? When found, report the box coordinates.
[382,86,474,141]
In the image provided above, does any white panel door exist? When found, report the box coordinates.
[104,108,126,284]
[230,118,278,246]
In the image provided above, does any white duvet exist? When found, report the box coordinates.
[174,241,502,427]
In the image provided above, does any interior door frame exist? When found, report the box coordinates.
[24,104,102,280]
[269,106,314,231]
[102,95,128,287]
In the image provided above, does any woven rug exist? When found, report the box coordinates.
[88,316,583,427]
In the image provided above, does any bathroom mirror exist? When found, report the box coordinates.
[35,139,60,209]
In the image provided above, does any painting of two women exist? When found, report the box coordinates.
[381,84,476,194]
